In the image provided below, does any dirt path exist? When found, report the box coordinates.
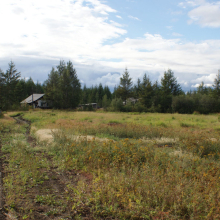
[4,116,93,219]
[0,141,6,219]
[12,116,36,147]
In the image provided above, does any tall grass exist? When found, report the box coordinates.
[49,131,220,219]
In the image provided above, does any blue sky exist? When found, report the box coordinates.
[0,0,220,91]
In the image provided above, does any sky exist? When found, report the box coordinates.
[0,0,220,91]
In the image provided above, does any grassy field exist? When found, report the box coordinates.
[1,110,220,219]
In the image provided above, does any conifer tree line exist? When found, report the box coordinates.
[0,60,220,114]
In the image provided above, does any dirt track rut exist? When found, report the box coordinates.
[0,141,6,220]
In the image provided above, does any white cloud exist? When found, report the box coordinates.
[192,82,212,88]
[179,0,220,27]
[188,2,220,27]
[191,74,216,83]
[95,72,121,87]
[1,0,220,90]
[128,15,140,21]
[116,15,122,19]
[0,0,126,61]
[178,0,205,8]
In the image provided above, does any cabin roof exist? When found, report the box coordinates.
[20,94,45,104]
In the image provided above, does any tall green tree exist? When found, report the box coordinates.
[103,85,112,100]
[0,68,5,109]
[64,61,81,108]
[44,60,81,109]
[212,71,220,98]
[81,85,88,104]
[102,94,110,110]
[160,69,182,112]
[44,67,61,108]
[25,78,36,96]
[197,81,209,95]
[139,74,154,109]
[133,78,141,99]
[151,80,161,112]
[117,68,133,104]
[1,61,21,109]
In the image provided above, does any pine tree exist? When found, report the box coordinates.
[102,94,110,110]
[160,69,182,112]
[133,78,141,99]
[44,67,62,108]
[44,60,81,109]
[197,81,208,95]
[0,68,5,109]
[212,71,220,98]
[139,74,154,109]
[103,86,112,100]
[1,61,21,109]
[117,68,133,104]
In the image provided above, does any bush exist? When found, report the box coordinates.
[109,98,123,112]
[172,95,195,114]
[180,122,193,127]
[172,94,220,114]
[122,100,133,112]
[133,102,145,112]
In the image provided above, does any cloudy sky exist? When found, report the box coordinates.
[0,0,220,91]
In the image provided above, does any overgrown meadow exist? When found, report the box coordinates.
[1,110,220,219]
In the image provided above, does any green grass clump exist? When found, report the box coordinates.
[180,122,193,127]
[157,122,168,127]
[108,120,121,124]
[80,116,91,121]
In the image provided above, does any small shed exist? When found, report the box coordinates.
[79,103,98,110]
[20,94,49,108]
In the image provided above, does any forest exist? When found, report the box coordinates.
[0,60,220,114]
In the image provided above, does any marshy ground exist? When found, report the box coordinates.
[1,110,220,219]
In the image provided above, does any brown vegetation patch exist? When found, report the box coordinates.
[55,119,76,129]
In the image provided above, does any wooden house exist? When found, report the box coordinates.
[20,94,49,108]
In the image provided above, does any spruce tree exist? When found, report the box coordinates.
[1,61,21,109]
[44,60,81,109]
[212,71,220,98]
[139,74,154,109]
[160,69,182,112]
[117,68,133,104]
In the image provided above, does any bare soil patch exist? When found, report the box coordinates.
[35,129,111,143]
[35,129,58,143]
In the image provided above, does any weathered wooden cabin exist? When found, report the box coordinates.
[20,94,49,109]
